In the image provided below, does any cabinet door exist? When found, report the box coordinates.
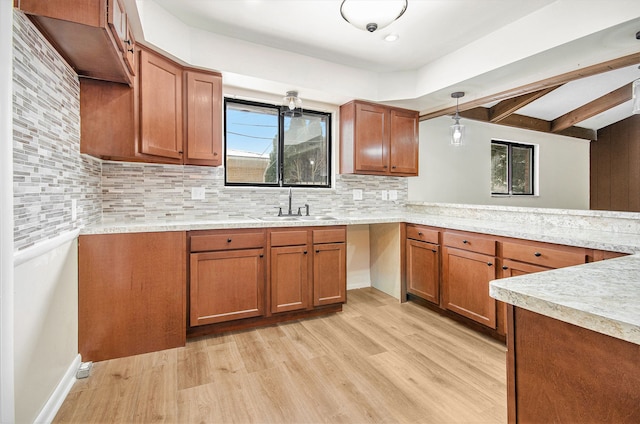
[313,242,346,306]
[442,247,497,328]
[271,245,309,313]
[354,102,389,173]
[139,49,183,161]
[107,0,127,53]
[389,109,418,175]
[185,71,222,166]
[501,259,551,278]
[406,239,439,304]
[190,249,265,326]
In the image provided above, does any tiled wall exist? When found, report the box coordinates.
[101,162,408,222]
[13,11,102,251]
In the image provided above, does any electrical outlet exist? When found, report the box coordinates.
[191,187,206,200]
[389,190,398,201]
[353,189,363,201]
[381,190,388,201]
[71,199,77,221]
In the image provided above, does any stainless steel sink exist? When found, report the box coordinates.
[255,216,301,222]
[254,215,337,222]
[298,215,337,221]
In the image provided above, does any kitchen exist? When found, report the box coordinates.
[3,0,640,423]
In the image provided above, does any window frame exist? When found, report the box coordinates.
[224,97,332,188]
[491,140,535,196]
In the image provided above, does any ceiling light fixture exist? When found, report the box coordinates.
[450,92,465,146]
[283,90,303,117]
[340,0,408,33]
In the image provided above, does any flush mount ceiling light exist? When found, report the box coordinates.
[450,91,465,146]
[340,0,408,33]
[283,90,303,117]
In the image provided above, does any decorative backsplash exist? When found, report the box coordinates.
[13,11,102,251]
[101,162,408,222]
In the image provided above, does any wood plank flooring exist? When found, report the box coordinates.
[54,288,507,423]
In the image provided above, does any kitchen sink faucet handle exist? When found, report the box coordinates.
[304,204,310,216]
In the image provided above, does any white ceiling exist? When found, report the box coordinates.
[153,0,556,73]
[146,0,640,132]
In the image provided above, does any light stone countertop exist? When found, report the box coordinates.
[490,254,640,345]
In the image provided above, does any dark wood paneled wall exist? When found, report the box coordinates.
[590,114,640,212]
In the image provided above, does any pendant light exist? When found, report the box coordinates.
[340,0,408,33]
[283,90,302,117]
[450,91,465,146]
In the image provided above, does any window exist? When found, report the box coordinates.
[491,140,534,195]
[224,98,331,187]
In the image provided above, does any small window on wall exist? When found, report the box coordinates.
[491,140,535,195]
[224,98,331,188]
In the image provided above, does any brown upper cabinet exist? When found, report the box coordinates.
[80,46,223,166]
[18,0,135,85]
[340,100,419,176]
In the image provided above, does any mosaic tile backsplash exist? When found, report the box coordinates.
[13,12,102,251]
[101,163,408,222]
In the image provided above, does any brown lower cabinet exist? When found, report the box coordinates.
[402,224,625,340]
[78,232,187,362]
[188,226,347,337]
[507,306,640,423]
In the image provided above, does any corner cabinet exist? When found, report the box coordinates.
[340,100,419,176]
[80,46,222,166]
[18,0,135,85]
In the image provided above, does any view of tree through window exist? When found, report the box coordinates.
[225,99,330,187]
[491,140,534,195]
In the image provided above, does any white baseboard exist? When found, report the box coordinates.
[347,281,372,290]
[34,354,81,424]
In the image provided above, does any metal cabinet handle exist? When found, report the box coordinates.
[462,240,468,244]
[502,266,508,270]
[418,232,423,236]
[259,254,264,258]
[432,249,437,253]
[392,165,397,169]
[303,251,308,255]
[487,262,493,267]
[315,249,320,253]
[534,252,542,257]
[227,238,232,243]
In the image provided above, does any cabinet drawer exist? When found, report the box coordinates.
[406,225,438,244]
[313,228,346,244]
[190,231,265,252]
[271,230,308,247]
[502,241,586,269]
[443,232,496,255]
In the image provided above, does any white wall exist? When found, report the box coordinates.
[0,1,15,422]
[346,226,371,290]
[13,236,80,424]
[408,116,590,209]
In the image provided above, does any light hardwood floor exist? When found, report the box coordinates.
[54,288,507,423]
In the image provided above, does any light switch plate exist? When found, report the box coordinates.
[353,189,363,201]
[381,190,388,201]
[389,190,398,200]
[192,187,206,200]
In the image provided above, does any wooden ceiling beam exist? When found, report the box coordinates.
[489,86,561,122]
[459,108,596,141]
[550,83,633,133]
[420,52,640,121]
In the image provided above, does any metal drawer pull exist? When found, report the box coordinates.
[304,251,308,254]
[487,262,493,266]
[259,254,264,258]
[227,238,232,243]
[502,266,508,270]
[534,252,542,257]
[462,240,468,244]
[432,249,437,253]
[316,249,320,253]
[418,232,423,236]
